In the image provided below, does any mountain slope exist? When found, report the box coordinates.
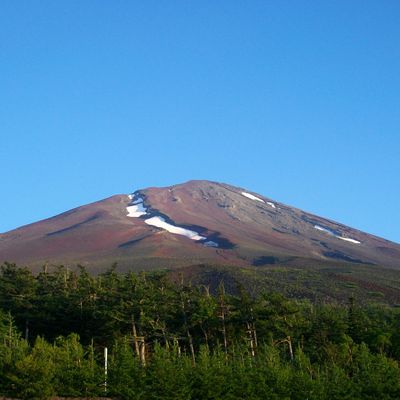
[0,180,399,272]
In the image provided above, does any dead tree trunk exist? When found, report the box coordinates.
[287,336,294,362]
[131,316,140,358]
[274,336,294,362]
[187,330,196,366]
[218,283,228,356]
[138,336,146,366]
[246,322,255,357]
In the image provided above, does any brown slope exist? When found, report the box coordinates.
[140,180,400,268]
[0,180,399,272]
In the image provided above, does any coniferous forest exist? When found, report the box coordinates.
[2,262,400,399]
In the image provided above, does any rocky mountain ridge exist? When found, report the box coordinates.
[1,180,399,272]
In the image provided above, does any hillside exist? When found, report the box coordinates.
[0,180,399,273]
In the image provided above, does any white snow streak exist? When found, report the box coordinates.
[338,237,361,244]
[204,241,219,247]
[145,216,206,241]
[126,196,148,218]
[127,203,147,218]
[241,192,265,203]
[314,225,361,245]
[267,201,276,209]
[126,194,218,246]
[314,225,335,236]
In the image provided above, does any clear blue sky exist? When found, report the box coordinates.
[1,1,399,243]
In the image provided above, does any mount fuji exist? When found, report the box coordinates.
[1,180,399,274]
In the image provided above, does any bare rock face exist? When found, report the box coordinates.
[0,180,399,273]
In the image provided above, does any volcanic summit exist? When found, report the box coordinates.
[0,180,399,272]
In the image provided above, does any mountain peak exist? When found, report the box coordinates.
[0,180,399,272]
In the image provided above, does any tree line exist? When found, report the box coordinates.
[1,262,400,399]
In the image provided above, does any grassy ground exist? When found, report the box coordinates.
[169,261,400,306]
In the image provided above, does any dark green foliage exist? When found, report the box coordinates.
[52,334,103,397]
[8,336,56,399]
[145,344,193,400]
[108,338,145,399]
[1,263,400,399]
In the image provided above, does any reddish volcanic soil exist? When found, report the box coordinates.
[0,180,399,273]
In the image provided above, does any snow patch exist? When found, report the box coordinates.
[145,216,206,241]
[127,203,147,218]
[204,240,219,247]
[314,225,335,236]
[241,192,265,203]
[338,237,361,244]
[126,196,148,218]
[314,225,360,245]
[132,198,144,205]
[267,201,276,209]
[126,193,219,246]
